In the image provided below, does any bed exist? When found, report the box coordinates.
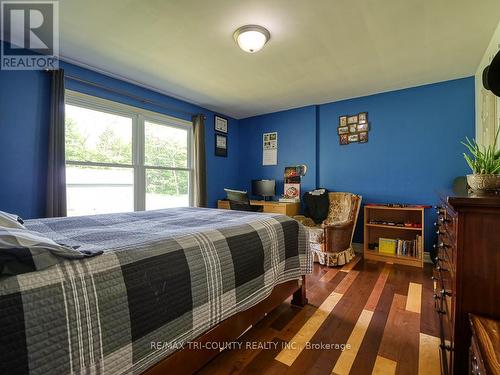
[0,207,311,375]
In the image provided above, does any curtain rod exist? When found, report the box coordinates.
[64,74,202,119]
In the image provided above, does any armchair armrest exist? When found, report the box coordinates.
[321,220,352,230]
[294,215,318,227]
[322,220,355,253]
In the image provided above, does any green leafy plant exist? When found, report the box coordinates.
[462,126,500,175]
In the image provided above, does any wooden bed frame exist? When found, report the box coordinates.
[143,275,307,375]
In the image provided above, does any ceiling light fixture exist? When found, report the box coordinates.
[233,25,270,53]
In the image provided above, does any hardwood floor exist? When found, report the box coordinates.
[197,256,441,375]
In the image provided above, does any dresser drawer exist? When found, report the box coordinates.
[441,205,457,237]
[435,282,454,340]
[437,304,453,375]
[435,234,456,274]
[436,254,455,281]
[439,340,453,375]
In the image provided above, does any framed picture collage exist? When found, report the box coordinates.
[337,112,370,145]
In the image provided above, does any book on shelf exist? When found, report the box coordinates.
[378,235,422,259]
[379,238,397,254]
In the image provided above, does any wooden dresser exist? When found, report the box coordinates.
[434,192,500,375]
[217,199,300,217]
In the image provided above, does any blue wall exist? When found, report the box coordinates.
[0,56,240,218]
[238,77,475,251]
[238,105,317,197]
[0,70,51,218]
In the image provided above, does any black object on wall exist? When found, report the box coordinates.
[482,49,500,96]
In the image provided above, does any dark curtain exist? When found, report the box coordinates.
[192,114,207,207]
[46,69,67,217]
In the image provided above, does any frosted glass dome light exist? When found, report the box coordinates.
[233,25,270,53]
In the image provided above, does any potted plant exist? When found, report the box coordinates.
[462,127,500,192]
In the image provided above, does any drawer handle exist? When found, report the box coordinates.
[441,289,452,297]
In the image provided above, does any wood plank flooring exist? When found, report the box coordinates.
[197,257,440,375]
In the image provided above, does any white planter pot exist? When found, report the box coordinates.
[466,174,500,192]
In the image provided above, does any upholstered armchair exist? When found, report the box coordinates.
[295,192,362,267]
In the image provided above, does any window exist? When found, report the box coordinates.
[65,91,193,216]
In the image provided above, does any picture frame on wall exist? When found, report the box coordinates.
[349,124,357,133]
[339,115,347,127]
[214,115,228,133]
[339,134,349,145]
[359,132,368,143]
[347,115,358,124]
[215,133,227,157]
[358,112,368,123]
[348,134,359,142]
[338,126,349,135]
[357,123,369,132]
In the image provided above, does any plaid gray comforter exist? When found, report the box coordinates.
[0,208,311,375]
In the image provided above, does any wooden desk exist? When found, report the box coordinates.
[217,200,300,217]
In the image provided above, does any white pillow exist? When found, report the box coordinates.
[0,210,26,229]
[0,227,102,277]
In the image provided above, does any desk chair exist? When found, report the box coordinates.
[224,189,263,212]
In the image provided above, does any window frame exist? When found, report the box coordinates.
[65,90,194,213]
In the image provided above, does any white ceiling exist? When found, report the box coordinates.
[58,0,500,119]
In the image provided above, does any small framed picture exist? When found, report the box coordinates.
[359,131,368,143]
[349,124,357,133]
[339,115,347,127]
[358,112,368,124]
[215,133,227,157]
[214,115,228,133]
[269,133,277,141]
[347,115,358,124]
[357,123,369,132]
[338,126,349,135]
[348,134,359,143]
[339,134,349,145]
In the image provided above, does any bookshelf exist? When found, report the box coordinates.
[363,205,425,268]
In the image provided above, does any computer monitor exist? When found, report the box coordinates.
[252,179,276,201]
